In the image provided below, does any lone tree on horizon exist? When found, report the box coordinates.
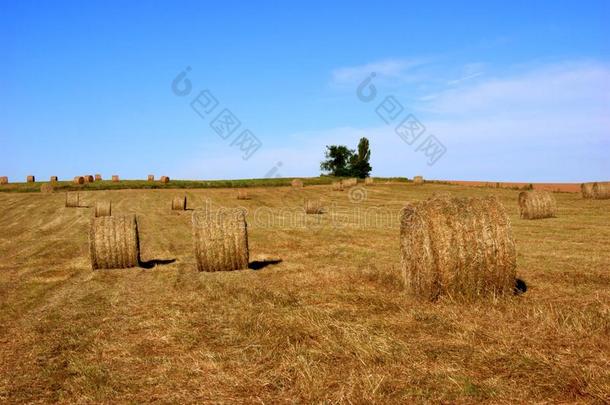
[320,137,372,178]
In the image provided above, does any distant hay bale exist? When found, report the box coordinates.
[192,209,249,272]
[65,192,80,207]
[147,174,155,181]
[73,176,85,185]
[89,215,140,270]
[342,178,358,187]
[84,175,94,183]
[0,176,8,185]
[236,190,250,200]
[112,175,119,182]
[94,201,112,217]
[364,177,374,185]
[95,174,102,181]
[581,183,594,198]
[172,196,187,210]
[27,175,35,183]
[331,181,344,191]
[518,190,556,219]
[160,176,170,184]
[413,176,424,185]
[592,182,610,199]
[305,199,323,214]
[400,195,516,300]
[40,183,54,193]
[431,191,452,199]
[50,176,58,182]
[291,179,304,188]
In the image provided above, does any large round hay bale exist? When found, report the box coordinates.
[332,181,344,191]
[94,201,112,217]
[111,175,120,182]
[84,175,94,183]
[172,196,187,210]
[364,177,374,185]
[40,183,54,193]
[160,176,170,184]
[27,175,35,183]
[50,176,58,182]
[305,199,323,214]
[413,176,424,185]
[236,190,250,200]
[94,174,102,181]
[341,178,358,187]
[0,176,8,185]
[73,176,85,185]
[147,174,154,181]
[192,209,249,272]
[400,196,517,301]
[291,179,304,188]
[518,190,556,219]
[581,182,594,198]
[592,182,610,199]
[89,215,140,270]
[65,192,80,208]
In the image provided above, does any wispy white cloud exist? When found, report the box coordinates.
[331,58,427,85]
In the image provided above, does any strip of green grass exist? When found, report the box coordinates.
[0,177,410,193]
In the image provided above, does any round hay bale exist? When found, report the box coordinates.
[94,174,102,181]
[236,190,250,200]
[84,175,94,183]
[172,196,187,210]
[331,181,344,191]
[192,209,249,272]
[581,182,594,198]
[147,174,155,181]
[413,176,424,185]
[341,178,358,187]
[40,183,54,193]
[305,199,323,214]
[0,176,8,185]
[518,190,556,219]
[50,176,58,182]
[27,175,35,183]
[364,177,374,185]
[94,201,112,217]
[111,175,120,182]
[291,179,304,188]
[592,181,610,199]
[400,196,517,301]
[89,215,140,270]
[160,176,170,184]
[73,176,85,185]
[65,192,80,208]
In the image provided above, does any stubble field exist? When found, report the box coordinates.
[0,183,608,403]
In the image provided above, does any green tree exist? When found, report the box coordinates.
[320,145,354,177]
[349,137,372,178]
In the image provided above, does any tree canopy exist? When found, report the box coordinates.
[320,137,372,178]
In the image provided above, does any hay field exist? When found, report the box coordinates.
[0,183,608,403]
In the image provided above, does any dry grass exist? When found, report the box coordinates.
[94,201,112,217]
[0,184,608,403]
[192,208,249,272]
[65,192,80,207]
[89,215,140,270]
[519,190,557,219]
[400,195,516,300]
[332,181,344,191]
[73,176,85,185]
[171,196,187,211]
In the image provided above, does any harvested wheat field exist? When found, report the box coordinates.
[0,183,609,403]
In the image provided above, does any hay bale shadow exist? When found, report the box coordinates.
[139,258,177,269]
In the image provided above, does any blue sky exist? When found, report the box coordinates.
[1,0,608,182]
